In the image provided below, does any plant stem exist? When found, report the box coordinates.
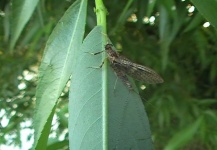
[95,1,108,150]
[95,0,107,34]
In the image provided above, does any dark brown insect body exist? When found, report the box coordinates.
[105,44,164,90]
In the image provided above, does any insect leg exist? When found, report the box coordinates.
[84,50,104,55]
[87,58,107,69]
[113,77,118,91]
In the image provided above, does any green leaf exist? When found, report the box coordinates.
[33,0,87,149]
[146,0,157,17]
[47,139,69,150]
[69,26,154,150]
[159,1,186,70]
[159,5,170,70]
[110,0,134,34]
[210,62,217,82]
[183,13,204,33]
[10,0,39,50]
[164,117,203,150]
[191,0,217,29]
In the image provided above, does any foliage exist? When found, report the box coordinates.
[0,0,217,149]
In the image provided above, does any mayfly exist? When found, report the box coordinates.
[104,44,164,90]
[91,44,164,90]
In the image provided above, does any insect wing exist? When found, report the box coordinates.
[113,57,164,84]
[111,63,133,90]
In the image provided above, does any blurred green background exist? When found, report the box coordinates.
[0,0,217,149]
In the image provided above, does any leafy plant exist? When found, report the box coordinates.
[1,0,217,150]
[34,0,155,148]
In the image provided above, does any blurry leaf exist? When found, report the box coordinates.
[34,0,87,149]
[3,4,10,42]
[159,5,170,70]
[110,0,134,34]
[210,62,217,82]
[47,139,69,150]
[201,110,217,142]
[69,26,154,149]
[159,1,187,70]
[160,0,176,19]
[191,0,217,29]
[137,0,149,27]
[183,13,204,33]
[10,0,39,50]
[36,4,44,26]
[154,95,176,128]
[194,30,208,69]
[194,99,217,106]
[204,110,217,124]
[146,0,157,17]
[159,4,169,40]
[19,21,40,48]
[56,104,68,128]
[164,117,203,150]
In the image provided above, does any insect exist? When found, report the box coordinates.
[104,44,164,90]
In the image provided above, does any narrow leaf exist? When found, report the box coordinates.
[10,0,39,50]
[183,13,204,33]
[164,117,203,150]
[191,0,217,29]
[34,0,87,149]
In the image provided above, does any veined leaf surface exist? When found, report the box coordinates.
[69,26,154,150]
[34,0,87,149]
